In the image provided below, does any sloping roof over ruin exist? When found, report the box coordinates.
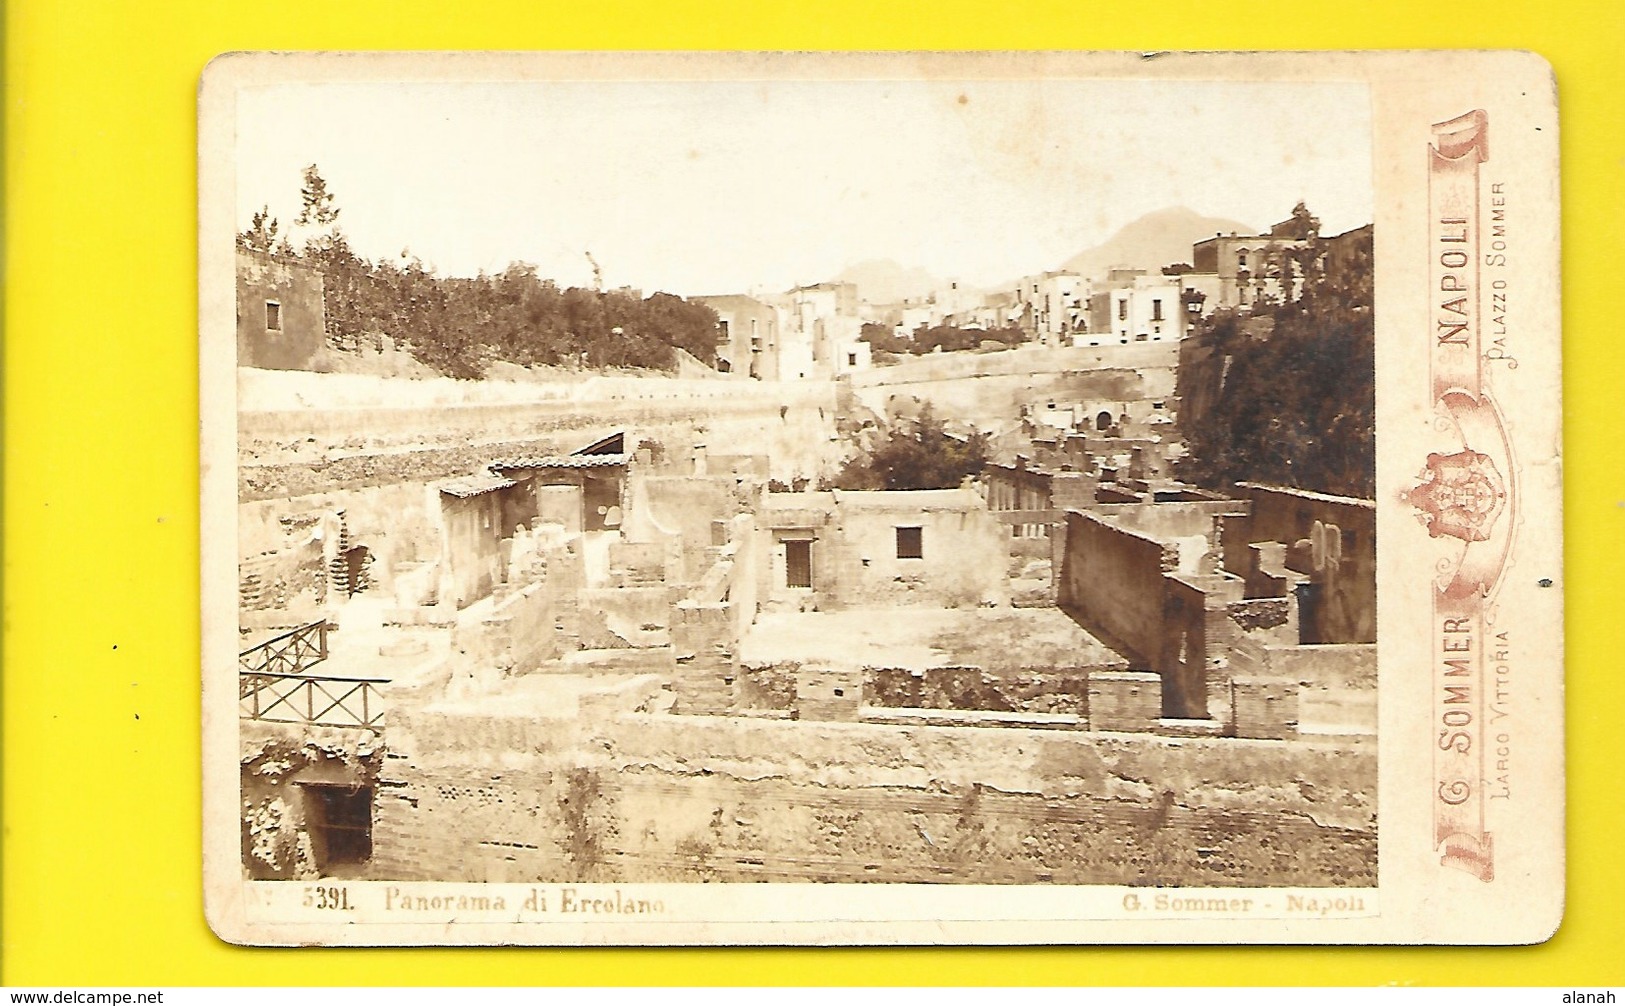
[437,473,519,498]
[574,431,625,456]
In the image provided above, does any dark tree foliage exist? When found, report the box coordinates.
[859,323,1026,356]
[834,405,989,491]
[911,325,1025,353]
[236,206,286,254]
[859,321,907,354]
[241,167,720,379]
[1178,222,1374,498]
[1273,200,1322,240]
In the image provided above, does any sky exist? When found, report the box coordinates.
[235,77,1372,297]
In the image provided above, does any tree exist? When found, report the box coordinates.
[242,165,737,378]
[236,205,281,253]
[295,164,340,230]
[834,405,988,490]
[287,165,374,352]
[859,321,906,355]
[1276,200,1321,240]
[1178,222,1374,498]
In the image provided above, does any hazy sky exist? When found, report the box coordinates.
[235,78,1372,296]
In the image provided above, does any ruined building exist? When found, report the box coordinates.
[238,398,1377,886]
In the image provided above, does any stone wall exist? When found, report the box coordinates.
[239,721,380,880]
[794,667,863,721]
[1229,678,1300,740]
[864,665,1095,716]
[448,579,560,680]
[752,489,1009,611]
[1229,637,1377,736]
[362,707,1375,887]
[238,371,845,499]
[728,513,759,643]
[238,481,444,632]
[819,491,1010,609]
[629,473,740,585]
[1089,498,1248,542]
[1058,511,1246,719]
[577,586,675,650]
[1058,511,1176,667]
[236,250,325,371]
[1222,484,1376,644]
[1088,671,1163,732]
[847,345,1180,427]
[848,343,1181,389]
[441,492,505,609]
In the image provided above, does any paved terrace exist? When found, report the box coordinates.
[739,606,1126,673]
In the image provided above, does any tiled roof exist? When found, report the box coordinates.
[438,474,519,498]
[492,453,629,470]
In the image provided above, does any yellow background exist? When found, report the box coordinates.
[5,0,1621,986]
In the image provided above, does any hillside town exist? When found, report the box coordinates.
[236,199,1377,888]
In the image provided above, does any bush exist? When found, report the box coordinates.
[834,405,987,490]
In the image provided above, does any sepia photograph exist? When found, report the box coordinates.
[200,51,1560,945]
[228,66,1377,890]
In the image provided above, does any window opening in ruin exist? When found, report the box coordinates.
[303,784,373,869]
[1151,299,1163,321]
[265,300,281,331]
[896,525,924,559]
[785,539,813,588]
[1118,299,1128,320]
[847,353,857,367]
[1096,411,1113,431]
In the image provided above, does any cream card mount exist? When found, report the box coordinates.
[200,50,1562,946]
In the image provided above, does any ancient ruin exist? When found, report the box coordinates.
[235,214,1377,888]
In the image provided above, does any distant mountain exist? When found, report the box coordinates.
[832,259,942,305]
[1061,207,1257,281]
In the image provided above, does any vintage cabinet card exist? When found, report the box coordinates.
[199,50,1562,945]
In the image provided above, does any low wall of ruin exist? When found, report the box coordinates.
[362,707,1376,887]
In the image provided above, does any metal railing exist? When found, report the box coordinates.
[240,671,387,729]
[238,620,386,729]
[239,620,328,676]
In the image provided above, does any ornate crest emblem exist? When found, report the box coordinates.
[1404,449,1507,543]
